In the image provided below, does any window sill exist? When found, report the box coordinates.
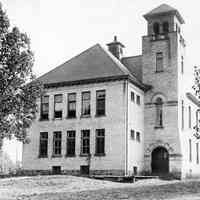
[94,153,106,157]
[95,114,106,118]
[66,116,77,120]
[80,115,91,119]
[155,70,164,73]
[154,126,164,129]
[79,154,91,157]
[65,154,76,157]
[53,118,63,121]
[51,155,62,158]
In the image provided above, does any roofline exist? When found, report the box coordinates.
[143,10,185,24]
[186,92,200,107]
[122,55,142,60]
[37,43,102,82]
[43,74,150,91]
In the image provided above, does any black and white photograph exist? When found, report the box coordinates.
[1,0,200,199]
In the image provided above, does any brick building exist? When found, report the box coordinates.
[22,4,200,178]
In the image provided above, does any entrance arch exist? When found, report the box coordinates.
[151,147,169,174]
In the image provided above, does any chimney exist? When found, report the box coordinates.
[107,36,125,60]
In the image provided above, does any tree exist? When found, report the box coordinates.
[193,66,200,139]
[193,66,200,99]
[0,3,43,143]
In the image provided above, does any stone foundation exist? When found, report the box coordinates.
[19,169,125,176]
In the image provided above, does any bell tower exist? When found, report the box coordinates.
[142,4,186,178]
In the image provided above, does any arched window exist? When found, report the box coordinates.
[163,22,169,33]
[153,22,160,35]
[155,97,163,127]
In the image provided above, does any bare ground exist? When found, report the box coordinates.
[0,175,200,200]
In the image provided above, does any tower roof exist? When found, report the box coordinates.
[143,4,185,24]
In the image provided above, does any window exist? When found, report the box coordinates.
[189,139,192,162]
[131,92,135,102]
[181,56,184,74]
[182,100,184,130]
[163,22,169,33]
[133,166,138,175]
[81,92,91,116]
[54,94,63,119]
[156,52,164,72]
[176,24,179,32]
[189,106,191,128]
[136,132,140,142]
[53,131,62,156]
[155,98,163,127]
[95,129,105,155]
[136,95,140,105]
[197,143,199,164]
[196,109,200,130]
[39,132,48,157]
[67,93,76,118]
[96,90,106,116]
[80,165,89,175]
[52,166,61,174]
[153,22,160,35]
[40,96,49,120]
[81,130,90,155]
[130,130,135,139]
[66,131,76,156]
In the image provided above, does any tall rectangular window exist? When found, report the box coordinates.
[81,130,90,155]
[67,93,76,118]
[40,96,49,120]
[156,52,164,72]
[189,139,192,162]
[95,129,105,155]
[136,132,141,142]
[66,131,76,156]
[53,131,62,157]
[130,130,135,140]
[189,106,191,128]
[96,90,106,116]
[197,143,199,164]
[81,92,91,116]
[39,132,48,157]
[136,95,140,105]
[54,94,63,119]
[196,110,200,129]
[181,56,184,74]
[131,92,135,102]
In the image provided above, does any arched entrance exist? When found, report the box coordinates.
[151,147,169,174]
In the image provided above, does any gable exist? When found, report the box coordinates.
[37,44,147,90]
[38,44,129,85]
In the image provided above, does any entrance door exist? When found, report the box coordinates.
[151,147,169,174]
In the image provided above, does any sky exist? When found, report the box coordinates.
[1,0,200,162]
[1,0,200,77]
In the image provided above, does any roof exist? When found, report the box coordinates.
[143,4,185,24]
[122,55,142,81]
[186,93,200,107]
[37,44,147,91]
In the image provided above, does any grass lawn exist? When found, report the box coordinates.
[0,175,200,200]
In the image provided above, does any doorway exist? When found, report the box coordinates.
[151,147,169,174]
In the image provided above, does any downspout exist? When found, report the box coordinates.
[124,79,128,175]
